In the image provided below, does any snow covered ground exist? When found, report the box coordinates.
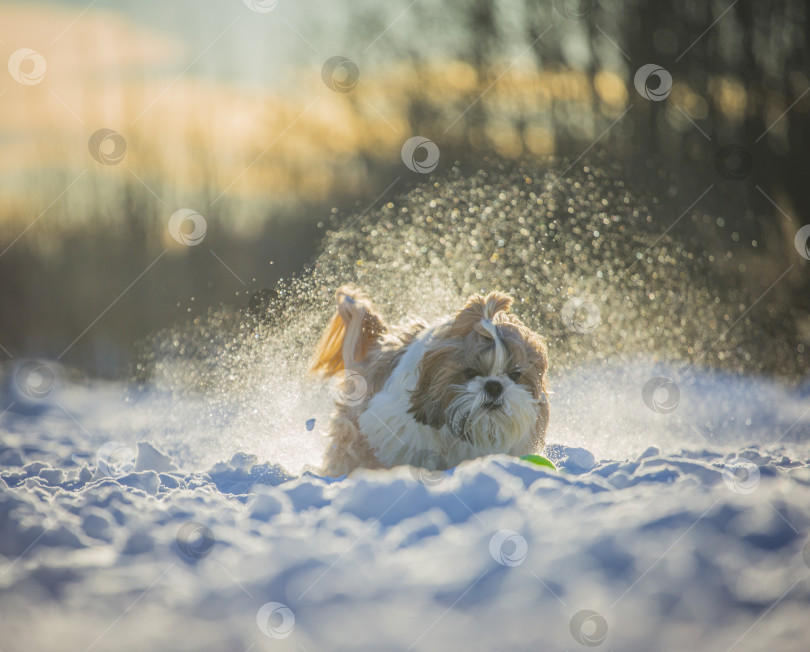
[2,360,810,651]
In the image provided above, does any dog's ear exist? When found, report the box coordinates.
[449,291,513,337]
[407,345,450,429]
[511,323,550,449]
[309,286,386,376]
[525,333,550,449]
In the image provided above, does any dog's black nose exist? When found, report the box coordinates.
[484,380,503,398]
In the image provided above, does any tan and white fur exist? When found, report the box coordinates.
[310,287,550,476]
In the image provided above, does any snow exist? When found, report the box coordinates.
[1,361,810,651]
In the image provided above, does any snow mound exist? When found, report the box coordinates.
[2,369,810,651]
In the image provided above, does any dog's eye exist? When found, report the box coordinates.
[463,368,479,379]
[508,370,522,382]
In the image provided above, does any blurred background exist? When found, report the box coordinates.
[0,0,808,378]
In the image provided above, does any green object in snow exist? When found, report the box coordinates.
[519,454,557,471]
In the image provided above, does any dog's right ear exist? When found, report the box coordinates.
[309,286,386,376]
[407,344,449,429]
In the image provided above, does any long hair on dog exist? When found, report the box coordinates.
[310,287,549,476]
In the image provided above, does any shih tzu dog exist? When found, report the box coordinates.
[310,287,550,476]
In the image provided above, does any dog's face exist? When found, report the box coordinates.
[408,292,549,450]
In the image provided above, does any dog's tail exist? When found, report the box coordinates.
[309,286,386,377]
